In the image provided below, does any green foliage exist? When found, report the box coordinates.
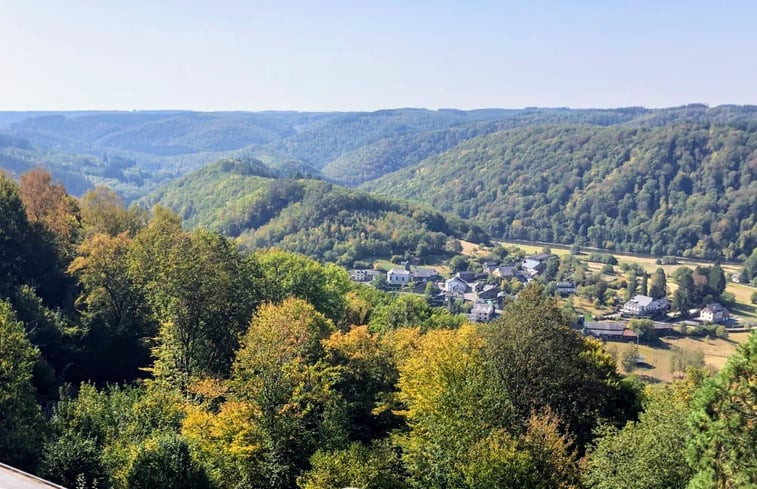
[254,248,350,323]
[649,268,667,299]
[368,295,432,333]
[483,284,638,450]
[583,377,702,489]
[364,123,757,259]
[396,325,513,488]
[298,441,407,489]
[142,159,484,265]
[42,383,185,489]
[621,347,640,372]
[0,173,73,307]
[0,300,44,469]
[40,433,108,489]
[687,331,757,487]
[629,319,657,343]
[187,298,345,489]
[322,326,402,442]
[126,434,211,489]
[131,216,261,386]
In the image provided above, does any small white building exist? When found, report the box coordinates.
[700,303,730,323]
[387,268,411,285]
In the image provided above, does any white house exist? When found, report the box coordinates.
[445,276,470,293]
[469,302,495,322]
[621,295,670,317]
[522,259,543,274]
[700,303,730,323]
[387,268,411,285]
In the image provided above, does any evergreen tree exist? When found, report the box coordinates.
[648,268,667,299]
[640,272,648,296]
[687,332,757,487]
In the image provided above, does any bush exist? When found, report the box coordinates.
[715,326,728,339]
[587,253,618,265]
[125,435,211,489]
[750,291,757,304]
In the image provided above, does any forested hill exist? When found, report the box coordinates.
[2,105,755,200]
[320,108,645,186]
[362,123,757,260]
[142,157,487,265]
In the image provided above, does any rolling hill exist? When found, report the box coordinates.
[142,157,487,266]
[362,122,757,260]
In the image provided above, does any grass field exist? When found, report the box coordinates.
[611,332,752,383]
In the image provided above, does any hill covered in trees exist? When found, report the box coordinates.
[142,157,487,265]
[363,122,757,260]
[4,105,755,202]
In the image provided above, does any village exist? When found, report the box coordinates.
[349,246,746,344]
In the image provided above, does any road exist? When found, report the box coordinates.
[0,465,65,489]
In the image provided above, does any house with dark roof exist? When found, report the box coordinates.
[556,281,576,295]
[412,267,440,282]
[583,322,637,342]
[456,271,477,283]
[528,253,552,262]
[475,284,501,301]
[492,266,519,279]
[700,303,730,323]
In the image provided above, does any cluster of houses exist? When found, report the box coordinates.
[350,255,734,329]
[585,294,732,342]
[618,294,731,324]
[350,253,576,323]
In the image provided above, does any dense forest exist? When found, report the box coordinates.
[141,157,487,266]
[3,105,755,203]
[364,123,757,259]
[0,168,755,488]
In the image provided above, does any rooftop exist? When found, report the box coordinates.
[388,268,411,275]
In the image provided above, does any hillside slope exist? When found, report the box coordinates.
[362,123,757,259]
[143,158,486,265]
[320,108,650,186]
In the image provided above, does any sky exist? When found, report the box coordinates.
[1,0,755,111]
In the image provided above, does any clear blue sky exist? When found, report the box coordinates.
[1,0,755,111]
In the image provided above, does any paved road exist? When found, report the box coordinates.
[0,465,65,489]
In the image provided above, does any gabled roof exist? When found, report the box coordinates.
[702,302,728,313]
[388,268,411,275]
[471,302,495,313]
[585,321,626,331]
[413,268,439,278]
[629,295,654,307]
[529,253,552,262]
